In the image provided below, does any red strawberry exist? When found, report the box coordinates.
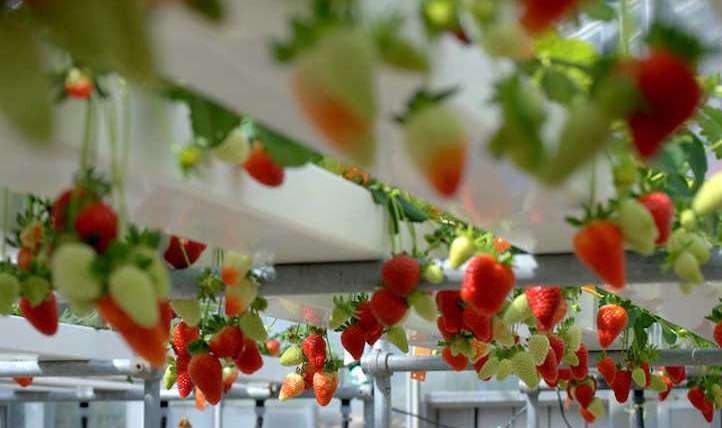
[13,377,32,387]
[548,335,565,362]
[573,221,626,290]
[20,293,58,336]
[537,350,559,386]
[303,334,327,370]
[64,69,93,99]
[714,321,722,347]
[550,299,568,327]
[177,371,194,398]
[640,361,651,387]
[364,322,384,346]
[520,0,578,34]
[382,255,420,297]
[437,316,456,341]
[638,192,674,244]
[688,387,706,410]
[436,290,463,332]
[701,399,714,423]
[571,344,589,380]
[265,339,281,357]
[462,307,492,342]
[51,188,81,231]
[189,353,223,405]
[460,254,515,316]
[244,145,284,187]
[157,301,173,343]
[222,367,239,394]
[579,407,596,424]
[597,304,627,348]
[312,371,339,407]
[173,322,200,357]
[341,324,366,360]
[473,354,489,374]
[235,338,263,375]
[574,383,594,408]
[164,236,207,269]
[558,368,572,382]
[628,50,700,160]
[611,370,632,403]
[442,346,468,371]
[209,326,244,359]
[370,288,408,326]
[356,301,376,330]
[597,356,617,385]
[176,353,191,374]
[302,364,317,391]
[658,375,672,401]
[17,247,33,271]
[525,287,562,331]
[665,366,686,385]
[74,202,118,253]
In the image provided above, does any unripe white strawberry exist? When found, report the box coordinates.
[618,199,658,255]
[673,251,703,285]
[493,317,515,347]
[239,311,267,341]
[527,335,549,365]
[503,293,532,325]
[170,299,201,327]
[109,265,159,327]
[223,251,252,279]
[213,128,250,165]
[423,264,444,284]
[564,325,583,353]
[478,356,500,379]
[495,359,512,381]
[511,352,539,389]
[448,235,475,268]
[0,272,19,314]
[135,247,171,299]
[588,398,605,418]
[632,367,646,388]
[408,290,437,321]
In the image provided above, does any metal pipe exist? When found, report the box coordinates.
[0,360,152,379]
[373,374,391,428]
[143,376,161,428]
[633,388,645,428]
[340,399,351,428]
[522,386,539,428]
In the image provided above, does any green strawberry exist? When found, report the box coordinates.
[170,299,201,327]
[109,265,159,328]
[478,356,500,379]
[588,398,605,418]
[408,290,437,321]
[511,352,539,389]
[22,276,51,306]
[712,384,722,409]
[649,374,667,392]
[423,264,444,284]
[632,367,646,388]
[563,352,579,366]
[612,155,639,189]
[386,326,409,353]
[493,317,515,347]
[668,230,710,264]
[561,325,582,353]
[239,311,267,341]
[280,345,305,366]
[163,364,177,390]
[495,359,512,381]
[693,171,722,215]
[0,272,19,315]
[527,335,549,365]
[135,247,171,299]
[51,242,102,303]
[680,209,697,231]
[448,235,475,268]
[618,199,658,255]
[503,293,532,325]
[212,128,250,165]
[673,251,703,285]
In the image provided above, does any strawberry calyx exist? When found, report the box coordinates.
[565,201,617,227]
[645,23,705,68]
[394,87,458,124]
[187,339,211,356]
[705,299,722,323]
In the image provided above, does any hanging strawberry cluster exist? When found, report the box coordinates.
[687,370,722,423]
[277,326,341,407]
[331,294,386,360]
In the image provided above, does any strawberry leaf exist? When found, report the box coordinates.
[646,23,705,66]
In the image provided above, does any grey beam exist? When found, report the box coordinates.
[169,251,722,297]
[0,360,153,379]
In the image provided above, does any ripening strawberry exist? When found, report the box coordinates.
[20,292,58,336]
[460,254,515,316]
[611,369,632,403]
[382,255,420,297]
[627,50,701,160]
[265,339,280,357]
[579,407,596,424]
[235,338,264,375]
[164,236,207,269]
[573,221,626,290]
[292,28,377,165]
[665,366,686,385]
[597,304,627,348]
[189,352,223,405]
[279,372,305,401]
[313,371,339,407]
[638,192,674,244]
[244,144,285,187]
[17,247,33,271]
[220,251,252,286]
[370,288,408,326]
[64,68,93,99]
[442,346,468,371]
[74,202,118,253]
[209,326,244,359]
[525,287,562,332]
[659,375,673,401]
[173,322,200,357]
[404,103,467,197]
[341,323,366,360]
[520,0,579,34]
[303,334,327,370]
[462,307,492,342]
[597,356,617,385]
[222,366,239,394]
[574,383,594,408]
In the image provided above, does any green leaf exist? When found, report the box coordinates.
[697,106,722,156]
[662,325,678,345]
[254,124,322,167]
[397,196,428,223]
[584,0,616,21]
[540,69,579,104]
[0,17,52,141]
[666,173,693,201]
[369,188,388,205]
[166,87,241,148]
[32,0,156,84]
[651,142,686,175]
[646,23,705,66]
[186,0,224,22]
[534,33,598,66]
[681,134,707,190]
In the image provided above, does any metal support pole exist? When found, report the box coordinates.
[374,373,391,428]
[633,389,645,428]
[160,401,168,428]
[254,400,265,428]
[363,396,374,428]
[79,402,89,428]
[523,387,539,428]
[214,401,222,428]
[340,399,352,428]
[143,376,161,428]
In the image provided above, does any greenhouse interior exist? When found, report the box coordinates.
[2,0,722,427]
